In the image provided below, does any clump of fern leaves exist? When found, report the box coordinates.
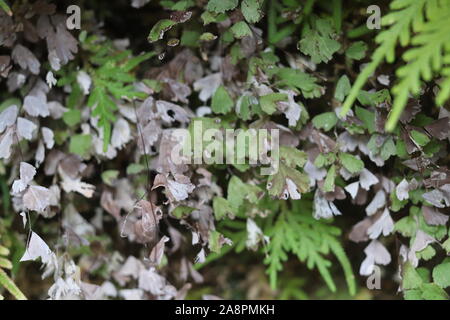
[58,32,154,151]
[263,199,356,295]
[341,0,450,131]
[0,234,26,300]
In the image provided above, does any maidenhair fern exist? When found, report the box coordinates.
[0,236,26,300]
[341,0,450,131]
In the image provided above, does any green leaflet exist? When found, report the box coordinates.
[355,106,376,133]
[241,0,264,23]
[432,261,450,288]
[148,19,177,42]
[126,164,145,175]
[339,152,364,174]
[211,86,234,114]
[275,68,323,99]
[101,170,119,186]
[403,262,423,290]
[207,0,238,13]
[230,21,252,39]
[312,112,338,132]
[267,164,310,199]
[410,130,430,146]
[345,41,367,60]
[199,32,217,42]
[69,134,92,158]
[419,283,449,300]
[208,230,231,253]
[267,147,310,199]
[172,206,196,219]
[259,93,287,115]
[62,109,81,127]
[298,18,341,64]
[323,165,336,192]
[279,146,308,168]
[227,176,262,209]
[213,197,236,220]
[403,261,449,300]
[0,257,12,269]
[212,176,263,220]
[335,75,351,102]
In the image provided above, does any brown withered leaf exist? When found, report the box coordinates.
[422,206,449,226]
[148,236,170,266]
[58,166,95,198]
[0,55,12,77]
[402,156,432,172]
[23,95,50,118]
[153,129,190,175]
[359,240,391,276]
[156,100,192,125]
[0,12,17,47]
[153,173,195,203]
[401,127,418,154]
[310,129,337,153]
[12,162,36,193]
[422,184,450,208]
[0,105,18,133]
[0,126,14,159]
[367,208,394,239]
[349,217,373,243]
[17,117,37,140]
[23,20,40,43]
[423,169,450,188]
[32,0,56,14]
[162,78,192,103]
[100,190,121,220]
[12,44,41,75]
[399,99,421,124]
[318,182,345,201]
[147,49,203,85]
[133,200,163,244]
[170,11,192,23]
[23,185,52,213]
[375,109,387,133]
[37,15,78,70]
[424,117,450,140]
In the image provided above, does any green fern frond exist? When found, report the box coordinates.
[387,1,450,130]
[0,269,26,300]
[341,0,428,126]
[342,0,450,131]
[0,0,12,16]
[437,64,450,105]
[264,212,289,287]
[264,200,356,295]
[81,35,155,151]
[0,236,26,300]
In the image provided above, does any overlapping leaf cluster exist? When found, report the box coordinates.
[1,0,450,300]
